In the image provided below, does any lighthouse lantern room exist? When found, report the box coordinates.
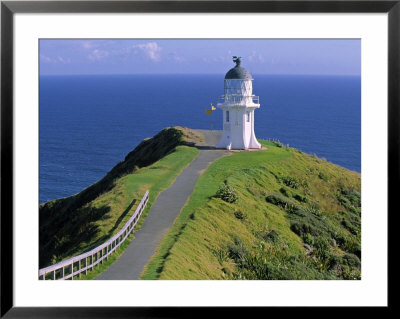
[216,57,261,150]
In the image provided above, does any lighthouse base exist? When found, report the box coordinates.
[216,132,261,150]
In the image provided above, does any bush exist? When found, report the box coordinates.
[215,181,237,203]
[260,229,280,243]
[303,233,315,246]
[290,222,318,237]
[293,194,308,203]
[343,253,361,269]
[266,193,304,215]
[314,238,331,261]
[234,210,245,220]
[318,172,328,181]
[266,193,290,207]
[279,187,289,196]
[340,187,361,208]
[272,141,283,148]
[282,176,300,189]
[227,236,249,262]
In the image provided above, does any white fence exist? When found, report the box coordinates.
[39,190,149,280]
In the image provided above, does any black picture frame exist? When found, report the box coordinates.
[1,0,396,317]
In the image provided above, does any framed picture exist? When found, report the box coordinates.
[1,0,396,316]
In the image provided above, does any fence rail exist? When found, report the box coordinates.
[39,190,149,280]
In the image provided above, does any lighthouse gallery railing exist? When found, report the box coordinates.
[39,190,149,280]
[218,94,259,105]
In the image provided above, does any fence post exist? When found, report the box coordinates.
[38,191,149,280]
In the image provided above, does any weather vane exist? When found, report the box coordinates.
[232,56,242,67]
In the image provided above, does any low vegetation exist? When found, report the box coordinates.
[39,127,200,269]
[141,140,361,280]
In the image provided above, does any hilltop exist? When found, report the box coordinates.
[141,138,361,280]
[39,127,361,280]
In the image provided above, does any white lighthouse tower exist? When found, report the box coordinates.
[216,57,261,150]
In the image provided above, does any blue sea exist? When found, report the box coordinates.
[39,74,361,204]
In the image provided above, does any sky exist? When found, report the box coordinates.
[39,39,360,76]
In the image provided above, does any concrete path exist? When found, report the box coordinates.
[96,130,228,280]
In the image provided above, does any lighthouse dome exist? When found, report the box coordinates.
[224,57,253,80]
[225,66,253,80]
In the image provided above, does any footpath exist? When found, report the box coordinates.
[96,130,228,280]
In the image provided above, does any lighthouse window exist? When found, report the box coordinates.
[226,111,230,122]
[246,111,250,122]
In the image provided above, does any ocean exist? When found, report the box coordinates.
[39,74,361,204]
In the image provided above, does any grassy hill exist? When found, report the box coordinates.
[39,127,201,269]
[141,139,361,280]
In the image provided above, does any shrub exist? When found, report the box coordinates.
[304,206,322,217]
[215,181,237,203]
[342,253,361,269]
[341,219,358,235]
[282,176,300,189]
[303,233,315,246]
[261,229,280,243]
[290,222,318,237]
[227,236,249,262]
[279,187,289,196]
[266,193,303,215]
[266,193,289,207]
[314,238,331,261]
[212,248,229,264]
[318,172,328,181]
[234,210,245,220]
[293,194,308,203]
[340,187,361,207]
[342,237,361,258]
[272,140,283,148]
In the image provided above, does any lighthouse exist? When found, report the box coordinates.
[216,57,261,150]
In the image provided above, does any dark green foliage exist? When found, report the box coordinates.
[343,253,361,269]
[272,141,283,148]
[265,193,289,207]
[313,237,331,261]
[303,233,315,246]
[318,172,328,181]
[266,193,305,216]
[259,229,280,243]
[336,187,361,215]
[279,187,288,196]
[281,176,300,189]
[266,184,362,279]
[290,222,318,237]
[234,210,246,220]
[215,181,238,203]
[265,193,296,209]
[293,194,308,203]
[340,187,361,207]
[227,236,249,261]
[341,219,358,235]
[229,239,336,280]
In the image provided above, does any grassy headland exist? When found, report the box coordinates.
[39,127,201,269]
[141,140,361,280]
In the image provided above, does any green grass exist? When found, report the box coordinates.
[39,127,200,271]
[140,140,361,280]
